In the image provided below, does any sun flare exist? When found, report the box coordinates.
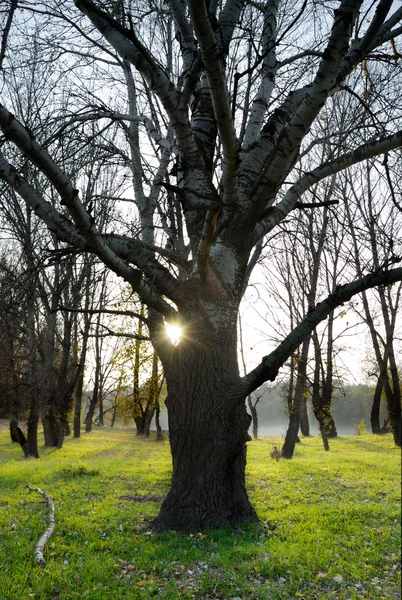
[165,322,182,346]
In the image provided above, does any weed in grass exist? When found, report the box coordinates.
[0,428,400,599]
[57,463,100,478]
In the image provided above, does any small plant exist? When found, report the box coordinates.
[355,419,367,436]
[58,463,100,478]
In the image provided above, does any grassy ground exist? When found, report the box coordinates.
[0,427,400,600]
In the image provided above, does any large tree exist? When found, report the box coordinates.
[0,0,401,530]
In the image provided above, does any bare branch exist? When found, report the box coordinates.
[253,129,402,242]
[25,484,55,567]
[58,305,150,326]
[243,266,402,395]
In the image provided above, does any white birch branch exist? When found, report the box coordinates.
[241,0,279,152]
[187,0,238,199]
[25,484,55,567]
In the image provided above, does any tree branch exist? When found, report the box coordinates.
[294,200,339,209]
[253,129,402,242]
[0,0,17,71]
[242,266,402,395]
[187,0,238,200]
[336,0,394,84]
[25,484,55,567]
[96,323,151,341]
[58,305,151,326]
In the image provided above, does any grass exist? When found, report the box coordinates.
[0,427,400,600]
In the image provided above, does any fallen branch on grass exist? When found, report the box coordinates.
[25,484,55,566]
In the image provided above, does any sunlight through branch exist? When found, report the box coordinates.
[165,322,182,346]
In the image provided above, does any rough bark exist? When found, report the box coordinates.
[152,311,257,531]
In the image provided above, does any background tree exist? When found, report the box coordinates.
[343,162,401,439]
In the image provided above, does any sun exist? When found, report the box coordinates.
[165,322,182,346]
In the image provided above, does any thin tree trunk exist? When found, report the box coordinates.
[143,352,158,437]
[300,395,309,437]
[41,262,62,448]
[370,375,384,434]
[26,295,39,458]
[378,288,401,446]
[239,314,258,439]
[321,312,337,438]
[110,399,117,428]
[312,331,330,451]
[282,337,310,459]
[155,400,163,441]
[85,308,102,433]
[247,396,259,440]
[73,313,90,438]
[85,367,99,432]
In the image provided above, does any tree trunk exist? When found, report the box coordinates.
[370,376,383,434]
[380,313,401,446]
[143,407,155,438]
[321,309,337,438]
[300,396,310,437]
[247,396,259,440]
[111,401,117,427]
[322,406,337,438]
[143,350,159,437]
[85,387,98,432]
[85,340,100,433]
[53,303,76,446]
[42,407,60,447]
[311,330,329,450]
[25,283,40,459]
[73,318,90,438]
[282,337,310,459]
[41,268,62,447]
[85,299,103,433]
[155,401,163,441]
[73,366,85,437]
[152,313,257,531]
[9,418,19,442]
[381,416,392,434]
[10,421,29,456]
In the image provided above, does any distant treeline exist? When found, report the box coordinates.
[255,384,388,436]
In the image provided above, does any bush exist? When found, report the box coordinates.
[355,419,367,436]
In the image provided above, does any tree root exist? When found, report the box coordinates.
[25,484,55,566]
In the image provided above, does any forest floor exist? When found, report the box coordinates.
[0,427,400,600]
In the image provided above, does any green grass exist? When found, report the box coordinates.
[0,428,400,600]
